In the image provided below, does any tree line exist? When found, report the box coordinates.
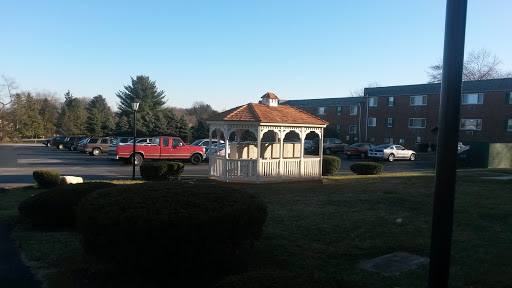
[0,75,218,143]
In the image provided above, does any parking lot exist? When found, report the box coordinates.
[0,144,437,188]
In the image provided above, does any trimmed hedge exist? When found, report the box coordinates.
[18,182,117,229]
[322,156,341,176]
[139,161,184,181]
[76,182,268,283]
[215,270,341,288]
[349,162,383,175]
[32,170,61,188]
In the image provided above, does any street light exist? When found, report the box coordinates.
[132,100,139,180]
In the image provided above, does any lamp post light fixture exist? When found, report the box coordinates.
[132,100,140,180]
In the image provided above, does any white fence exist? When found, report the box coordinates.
[210,157,321,182]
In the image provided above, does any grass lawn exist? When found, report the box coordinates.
[1,170,511,287]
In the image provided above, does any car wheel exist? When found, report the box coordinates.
[388,153,395,162]
[92,148,101,156]
[190,154,201,165]
[68,146,73,151]
[132,154,143,166]
[325,148,331,155]
[58,143,63,149]
[409,153,416,161]
[360,153,366,159]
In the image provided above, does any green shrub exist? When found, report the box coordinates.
[215,270,341,288]
[322,156,341,176]
[349,162,383,175]
[76,182,268,283]
[18,182,117,229]
[139,161,185,181]
[32,170,61,188]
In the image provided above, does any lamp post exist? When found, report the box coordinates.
[132,100,139,180]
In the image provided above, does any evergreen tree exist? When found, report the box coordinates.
[86,95,115,136]
[38,98,58,137]
[116,75,166,119]
[9,93,27,132]
[22,93,44,138]
[175,115,190,142]
[191,119,209,141]
[56,90,88,135]
[114,115,130,136]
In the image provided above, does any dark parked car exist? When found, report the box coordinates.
[63,136,87,150]
[42,139,51,147]
[311,138,347,155]
[85,137,118,156]
[50,136,68,149]
[344,143,375,159]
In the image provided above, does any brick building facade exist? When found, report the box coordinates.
[283,78,512,147]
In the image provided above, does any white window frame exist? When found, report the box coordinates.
[399,139,405,144]
[408,118,426,128]
[508,119,512,131]
[387,118,393,127]
[410,95,427,106]
[388,96,395,106]
[317,107,326,115]
[508,92,512,104]
[349,125,356,134]
[462,93,484,105]
[384,137,389,143]
[368,117,376,127]
[350,106,357,115]
[368,97,378,107]
[460,119,482,130]
[336,124,341,132]
[336,106,342,115]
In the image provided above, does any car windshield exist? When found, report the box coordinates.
[350,143,362,147]
[375,144,391,149]
[190,140,203,146]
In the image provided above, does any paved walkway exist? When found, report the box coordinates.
[0,223,41,288]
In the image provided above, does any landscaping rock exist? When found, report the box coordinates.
[60,176,84,184]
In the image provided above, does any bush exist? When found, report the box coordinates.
[349,162,383,175]
[18,182,117,229]
[215,270,342,288]
[32,170,61,188]
[322,156,341,176]
[76,182,268,284]
[139,161,185,181]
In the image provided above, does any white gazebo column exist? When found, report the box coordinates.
[208,127,214,176]
[300,127,305,178]
[319,129,324,175]
[236,129,243,159]
[279,128,284,180]
[256,126,262,183]
[223,128,229,180]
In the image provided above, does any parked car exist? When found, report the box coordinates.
[207,143,228,159]
[76,138,90,152]
[311,138,347,155]
[63,136,87,150]
[190,138,224,153]
[50,135,68,149]
[304,139,313,154]
[85,137,118,156]
[344,143,375,159]
[42,139,51,147]
[368,144,416,162]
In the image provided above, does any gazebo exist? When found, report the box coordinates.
[206,92,328,182]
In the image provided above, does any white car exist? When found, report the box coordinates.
[368,144,416,162]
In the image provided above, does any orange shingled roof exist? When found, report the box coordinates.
[261,92,279,99]
[207,103,328,125]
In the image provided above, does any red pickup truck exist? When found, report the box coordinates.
[116,136,205,165]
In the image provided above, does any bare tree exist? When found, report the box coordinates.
[427,48,512,83]
[0,75,18,112]
[349,81,381,97]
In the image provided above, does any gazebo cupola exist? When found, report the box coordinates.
[206,92,328,183]
[261,92,279,107]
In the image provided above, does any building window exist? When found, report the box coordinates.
[460,119,482,130]
[388,96,395,106]
[336,124,341,132]
[462,93,483,105]
[349,125,356,133]
[399,139,405,144]
[507,92,512,104]
[369,137,375,142]
[507,119,512,131]
[408,118,426,128]
[317,107,326,115]
[384,137,389,143]
[368,97,378,107]
[410,95,427,106]
[336,106,342,115]
[350,106,357,115]
[368,118,376,127]
[387,118,393,127]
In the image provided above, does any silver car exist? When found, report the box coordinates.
[368,144,416,162]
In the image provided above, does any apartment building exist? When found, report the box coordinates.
[282,78,512,147]
[280,97,364,143]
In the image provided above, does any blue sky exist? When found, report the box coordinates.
[1,1,511,112]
